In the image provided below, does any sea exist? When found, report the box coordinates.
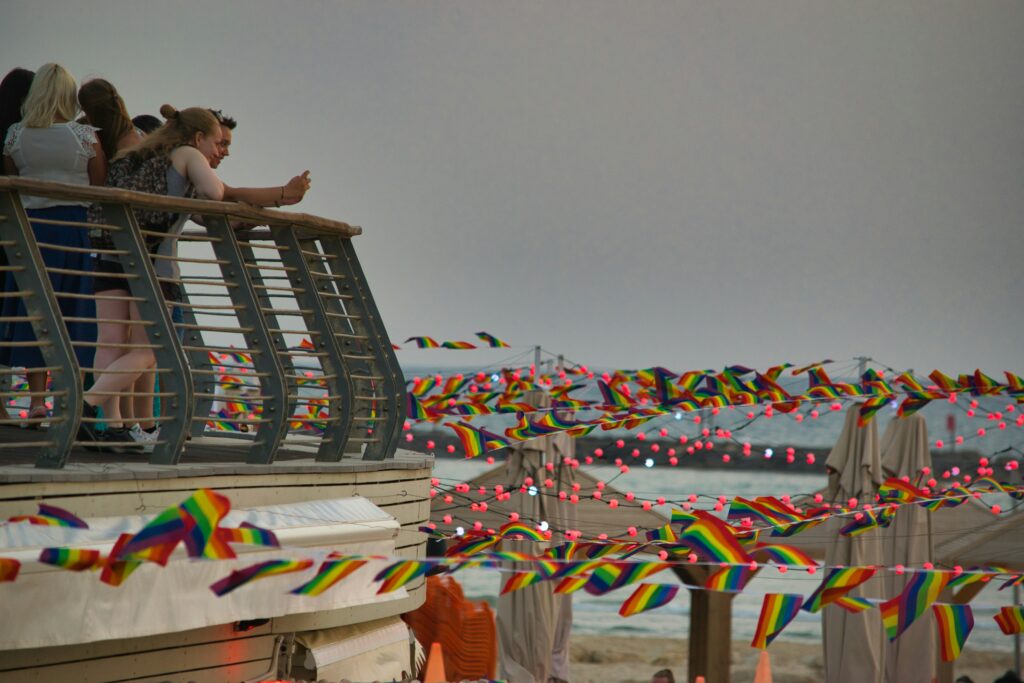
[431,447,1019,654]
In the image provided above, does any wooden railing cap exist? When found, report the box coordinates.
[0,176,362,238]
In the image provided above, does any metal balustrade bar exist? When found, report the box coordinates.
[0,177,402,468]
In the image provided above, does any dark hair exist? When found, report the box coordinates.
[208,108,236,130]
[652,670,675,683]
[78,78,133,160]
[0,68,35,149]
[132,114,162,135]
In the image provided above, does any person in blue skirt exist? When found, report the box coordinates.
[1,63,104,426]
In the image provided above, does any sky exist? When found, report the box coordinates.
[4,1,1022,374]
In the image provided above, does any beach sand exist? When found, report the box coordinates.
[569,634,1017,683]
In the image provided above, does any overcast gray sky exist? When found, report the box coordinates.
[4,1,1022,373]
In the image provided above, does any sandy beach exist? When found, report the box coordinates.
[568,635,1017,683]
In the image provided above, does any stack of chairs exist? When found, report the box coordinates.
[403,574,497,681]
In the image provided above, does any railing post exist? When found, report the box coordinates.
[98,202,193,465]
[201,216,288,464]
[273,227,354,461]
[0,190,82,468]
[313,237,404,460]
[178,285,218,440]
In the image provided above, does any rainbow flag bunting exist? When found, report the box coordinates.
[678,512,752,565]
[375,560,432,594]
[932,603,974,661]
[618,583,679,617]
[994,606,1024,635]
[475,332,511,348]
[751,594,803,649]
[7,503,89,528]
[705,565,758,593]
[0,558,20,582]
[291,557,368,596]
[38,547,103,571]
[210,559,314,596]
[802,567,877,613]
[501,571,542,594]
[445,421,486,457]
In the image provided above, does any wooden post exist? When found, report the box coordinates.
[689,586,734,683]
[675,565,733,683]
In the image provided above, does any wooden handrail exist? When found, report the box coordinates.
[0,176,361,238]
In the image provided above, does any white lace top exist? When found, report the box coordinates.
[3,121,98,209]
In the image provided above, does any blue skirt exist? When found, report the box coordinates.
[0,205,96,370]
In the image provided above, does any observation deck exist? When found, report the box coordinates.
[0,177,431,682]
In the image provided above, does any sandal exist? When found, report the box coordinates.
[23,405,49,430]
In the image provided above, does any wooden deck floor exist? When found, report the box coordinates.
[0,425,431,481]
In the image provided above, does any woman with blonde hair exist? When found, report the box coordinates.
[82,103,310,448]
[1,63,103,426]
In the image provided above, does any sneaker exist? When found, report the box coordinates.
[129,424,160,452]
[77,402,103,445]
[101,427,145,454]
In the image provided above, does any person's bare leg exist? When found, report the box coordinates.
[132,362,157,430]
[91,293,131,428]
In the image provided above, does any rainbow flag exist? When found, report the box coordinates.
[38,547,103,571]
[210,559,314,596]
[883,571,951,640]
[705,565,758,593]
[932,603,974,661]
[834,596,876,613]
[618,583,679,617]
[750,543,818,569]
[994,606,1024,635]
[441,340,477,349]
[100,533,142,587]
[857,396,889,426]
[475,331,511,348]
[179,489,233,559]
[375,560,432,593]
[646,524,679,544]
[404,336,441,349]
[501,571,542,594]
[216,523,280,549]
[751,594,803,649]
[447,534,501,557]
[678,512,752,565]
[802,567,877,613]
[0,558,20,582]
[8,503,89,528]
[554,576,591,594]
[878,478,924,503]
[291,557,368,596]
[499,521,547,542]
[445,421,487,457]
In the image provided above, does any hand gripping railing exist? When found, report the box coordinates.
[0,177,405,468]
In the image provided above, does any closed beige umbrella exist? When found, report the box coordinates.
[497,391,578,683]
[822,407,885,683]
[879,413,936,683]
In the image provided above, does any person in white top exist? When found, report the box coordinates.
[1,63,105,426]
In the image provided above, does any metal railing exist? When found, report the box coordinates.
[0,177,404,468]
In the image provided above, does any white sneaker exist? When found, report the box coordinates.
[129,424,160,452]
